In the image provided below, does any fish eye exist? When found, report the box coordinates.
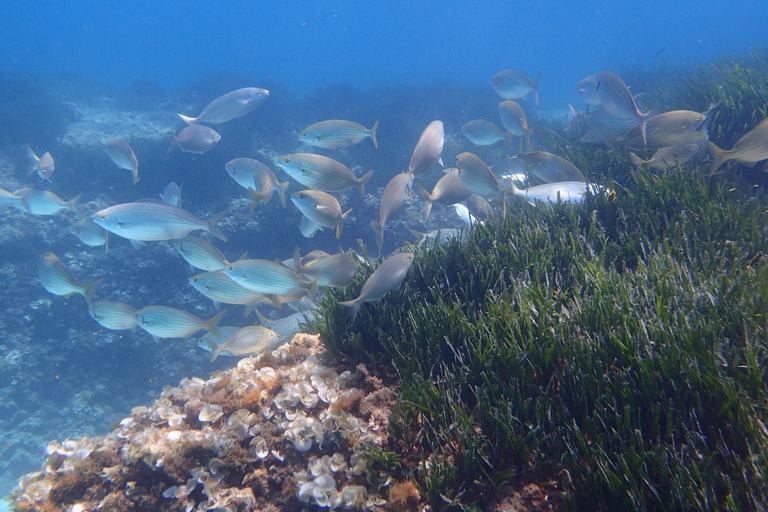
[227,266,234,271]
[284,158,291,164]
[191,277,198,282]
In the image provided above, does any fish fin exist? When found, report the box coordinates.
[706,141,727,175]
[415,185,433,219]
[201,310,226,339]
[409,228,427,245]
[104,231,109,255]
[292,246,303,274]
[68,194,83,216]
[26,146,39,164]
[207,340,222,362]
[207,210,228,242]
[371,221,384,252]
[525,127,535,153]
[338,298,361,323]
[236,251,248,262]
[566,104,581,131]
[337,208,353,239]
[132,167,139,185]
[130,239,146,250]
[248,188,269,213]
[177,113,197,125]
[253,308,270,325]
[166,135,177,154]
[277,181,290,208]
[357,169,374,197]
[438,156,444,167]
[370,120,379,149]
[81,278,103,309]
[533,72,541,108]
[629,153,645,169]
[265,294,283,309]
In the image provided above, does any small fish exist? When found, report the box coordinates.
[510,152,586,184]
[455,153,506,210]
[254,309,315,340]
[225,158,288,208]
[189,271,267,309]
[707,118,768,174]
[178,87,269,125]
[415,169,471,220]
[498,100,534,152]
[167,125,221,154]
[371,172,414,251]
[18,188,80,216]
[575,74,602,110]
[339,252,414,322]
[587,71,652,145]
[223,259,315,298]
[205,325,279,361]
[454,203,481,226]
[160,182,183,207]
[618,110,709,149]
[275,153,373,197]
[465,194,494,223]
[88,300,137,330]
[71,218,109,252]
[291,190,352,239]
[299,120,379,149]
[408,120,444,176]
[461,120,511,147]
[105,139,139,184]
[295,250,358,288]
[630,131,708,170]
[507,181,606,205]
[92,202,227,242]
[38,252,101,307]
[134,306,225,339]
[0,188,24,210]
[173,235,230,271]
[491,69,540,106]
[26,147,55,182]
[567,105,640,141]
[409,227,465,246]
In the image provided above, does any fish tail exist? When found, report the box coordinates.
[415,185,433,219]
[566,104,581,132]
[629,153,645,169]
[82,278,103,309]
[276,181,290,208]
[371,221,384,252]
[409,228,427,246]
[533,72,541,107]
[68,194,83,216]
[338,298,361,323]
[206,340,222,362]
[202,310,226,339]
[504,132,514,151]
[337,208,353,239]
[525,127,535,153]
[166,135,177,154]
[253,308,270,325]
[131,167,139,185]
[248,188,269,213]
[177,113,197,125]
[707,141,728,175]
[639,110,653,147]
[370,120,379,149]
[207,210,228,242]
[357,169,374,197]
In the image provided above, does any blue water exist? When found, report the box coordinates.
[1,0,767,505]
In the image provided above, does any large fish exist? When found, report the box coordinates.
[205,325,279,361]
[507,181,606,205]
[455,152,506,210]
[17,188,80,216]
[630,131,708,170]
[585,71,652,145]
[339,252,414,322]
[105,139,139,184]
[299,120,379,149]
[26,147,55,182]
[498,100,534,152]
[510,152,586,184]
[408,120,444,176]
[707,118,768,174]
[178,87,269,125]
[134,306,225,339]
[371,172,414,251]
[491,69,540,106]
[167,125,221,154]
[276,153,373,196]
[189,271,267,309]
[92,202,227,242]
[461,120,511,147]
[291,190,352,239]
[38,252,101,308]
[415,169,471,220]
[88,300,137,330]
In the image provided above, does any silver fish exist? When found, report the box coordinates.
[254,309,315,340]
[178,87,269,125]
[291,190,352,239]
[567,105,640,141]
[105,139,139,184]
[38,252,101,307]
[0,188,24,210]
[415,169,471,220]
[616,110,709,149]
[510,152,586,184]
[206,325,279,361]
[491,69,540,106]
[167,125,221,154]
[26,147,55,182]
[223,259,315,297]
[339,252,414,322]
[295,250,358,288]
[299,120,379,149]
[455,152,506,206]
[92,202,227,242]
[507,181,606,205]
[18,188,80,216]
[189,271,267,308]
[275,153,373,196]
[225,158,288,208]
[466,194,494,223]
[575,74,602,109]
[498,100,534,152]
[134,306,225,339]
[588,71,652,145]
[174,235,230,271]
[160,182,183,207]
[371,172,414,251]
[408,120,444,176]
[409,227,465,246]
[708,118,768,173]
[71,218,109,251]
[630,131,708,170]
[461,120,510,147]
[88,300,137,330]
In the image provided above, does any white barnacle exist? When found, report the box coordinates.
[198,404,223,423]
[250,436,269,459]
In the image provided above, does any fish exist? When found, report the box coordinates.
[371,172,414,251]
[173,235,230,271]
[616,110,710,149]
[26,147,55,182]
[88,300,137,330]
[71,219,109,252]
[167,125,221,154]
[298,120,379,149]
[409,227,465,246]
[0,188,24,210]
[461,120,511,147]
[465,194,494,223]
[275,153,373,197]
[105,139,139,184]
[575,74,602,110]
[630,131,708,170]
[178,87,269,125]
[205,325,279,361]
[586,71,652,145]
[254,310,315,340]
[454,203,481,226]
[225,158,289,208]
[223,259,316,298]
[415,169,471,220]
[408,120,444,176]
[455,152,506,210]
[507,181,606,205]
[92,202,227,243]
[134,306,225,339]
[567,105,640,141]
[339,252,414,322]
[295,250,359,288]
[189,271,267,310]
[498,100,534,152]
[491,69,540,106]
[17,188,81,216]
[159,182,183,207]
[706,118,768,174]
[38,252,102,308]
[510,152,586,184]
[291,190,352,239]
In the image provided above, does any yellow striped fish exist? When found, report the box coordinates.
[408,120,444,176]
[173,235,230,271]
[167,125,221,154]
[18,188,80,216]
[134,306,225,339]
[189,271,267,307]
[92,202,227,242]
[71,219,109,252]
[630,131,708,170]
[105,139,139,184]
[461,120,511,147]
[708,118,768,174]
[223,259,315,297]
[275,153,373,197]
[455,152,506,206]
[339,252,414,322]
[206,325,279,361]
[511,152,586,184]
[295,250,358,288]
[225,158,288,208]
[291,190,352,239]
[26,147,55,182]
[491,69,540,106]
[298,120,379,149]
[498,100,534,152]
[88,300,137,330]
[38,252,101,307]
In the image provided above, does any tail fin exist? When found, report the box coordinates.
[337,208,353,239]
[207,340,222,362]
[248,187,271,213]
[415,184,433,220]
[166,134,178,154]
[338,298,362,323]
[566,104,581,131]
[707,141,728,175]
[276,180,290,208]
[178,113,197,125]
[207,210,228,242]
[81,278,103,309]
[357,169,374,197]
[409,228,427,246]
[371,221,384,252]
[68,194,83,217]
[370,120,379,149]
[201,310,226,339]
[533,72,541,108]
[629,153,645,169]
